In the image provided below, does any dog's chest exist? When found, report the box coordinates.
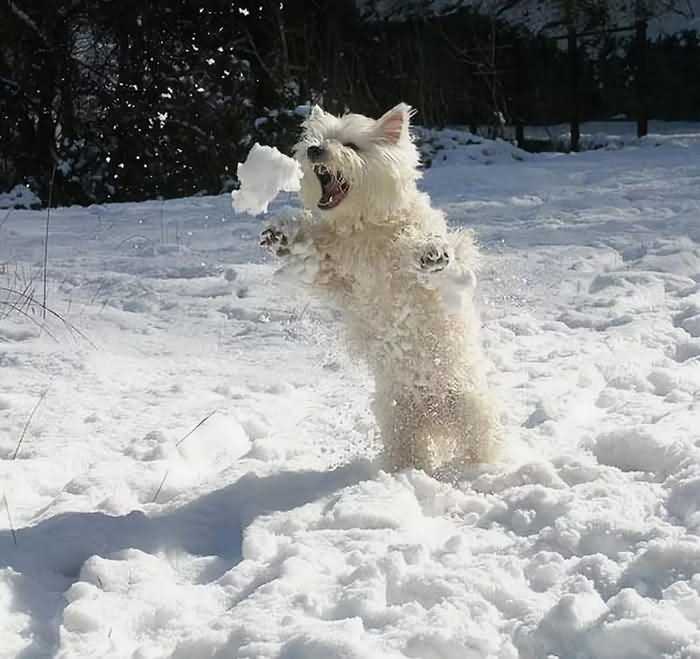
[316,227,451,349]
[320,227,401,296]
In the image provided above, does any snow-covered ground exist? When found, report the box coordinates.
[2,125,700,658]
[525,120,700,152]
[425,120,700,153]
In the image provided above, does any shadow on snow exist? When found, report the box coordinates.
[0,459,375,658]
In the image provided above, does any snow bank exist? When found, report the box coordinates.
[0,184,41,209]
[416,127,529,168]
[231,143,303,216]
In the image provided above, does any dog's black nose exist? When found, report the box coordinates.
[307,145,325,162]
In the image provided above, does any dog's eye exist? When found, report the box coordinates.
[343,142,360,151]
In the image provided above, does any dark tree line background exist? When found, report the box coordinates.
[1,0,699,206]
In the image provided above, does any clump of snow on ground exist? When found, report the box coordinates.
[2,123,700,658]
[0,184,41,209]
[231,143,303,215]
[416,127,530,170]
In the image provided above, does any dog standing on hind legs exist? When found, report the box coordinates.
[261,103,501,474]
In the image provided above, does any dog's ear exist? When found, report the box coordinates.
[309,105,326,121]
[375,103,414,144]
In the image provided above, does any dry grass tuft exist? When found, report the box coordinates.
[152,410,220,503]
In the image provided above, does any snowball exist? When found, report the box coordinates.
[231,143,303,216]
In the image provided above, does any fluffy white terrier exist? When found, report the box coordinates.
[261,103,500,473]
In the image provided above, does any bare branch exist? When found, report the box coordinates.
[6,0,50,46]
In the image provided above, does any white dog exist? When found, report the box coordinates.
[261,103,500,473]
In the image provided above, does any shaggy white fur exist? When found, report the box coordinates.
[261,103,501,473]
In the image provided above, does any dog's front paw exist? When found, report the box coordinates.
[260,226,289,256]
[419,244,450,272]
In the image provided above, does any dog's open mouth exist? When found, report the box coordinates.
[314,164,349,210]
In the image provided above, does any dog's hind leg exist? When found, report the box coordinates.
[373,389,450,473]
[446,388,501,465]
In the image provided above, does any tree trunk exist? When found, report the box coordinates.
[635,18,649,138]
[567,25,580,152]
